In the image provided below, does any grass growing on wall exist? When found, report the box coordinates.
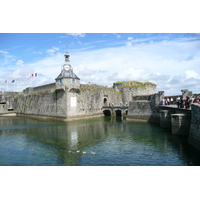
[115,81,156,88]
[79,87,122,93]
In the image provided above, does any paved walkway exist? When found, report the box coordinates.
[160,104,191,110]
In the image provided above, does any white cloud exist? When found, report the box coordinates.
[116,34,121,38]
[72,39,200,95]
[16,60,24,66]
[0,50,9,54]
[46,46,60,55]
[107,68,151,82]
[126,41,132,47]
[185,70,200,79]
[66,33,86,38]
[0,49,12,58]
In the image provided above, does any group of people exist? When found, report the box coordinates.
[162,96,200,109]
[162,97,174,105]
[175,96,195,109]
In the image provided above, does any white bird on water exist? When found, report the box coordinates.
[77,150,80,153]
[83,151,87,154]
[91,152,96,155]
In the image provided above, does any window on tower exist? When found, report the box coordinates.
[58,79,63,85]
[71,79,75,84]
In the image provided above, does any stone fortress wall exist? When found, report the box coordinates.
[12,82,123,119]
[0,91,20,114]
[188,104,200,151]
[2,79,157,119]
[14,89,67,117]
[113,81,157,105]
[126,91,164,122]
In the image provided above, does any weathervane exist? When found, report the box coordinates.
[64,44,70,64]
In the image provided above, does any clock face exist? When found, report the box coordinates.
[64,65,70,70]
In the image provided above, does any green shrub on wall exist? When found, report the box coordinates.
[115,81,156,88]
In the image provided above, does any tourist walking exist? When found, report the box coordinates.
[167,98,170,105]
[176,97,180,108]
[170,97,173,105]
[162,98,165,105]
[185,96,189,109]
[180,97,184,108]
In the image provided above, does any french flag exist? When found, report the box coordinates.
[31,73,37,77]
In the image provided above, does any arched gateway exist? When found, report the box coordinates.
[102,106,129,117]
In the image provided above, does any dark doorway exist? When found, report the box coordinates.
[103,110,111,116]
[115,110,122,116]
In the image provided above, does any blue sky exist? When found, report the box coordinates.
[0,33,200,95]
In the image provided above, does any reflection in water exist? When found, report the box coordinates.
[70,131,78,149]
[0,116,200,166]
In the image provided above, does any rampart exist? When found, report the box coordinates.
[22,83,56,94]
[127,91,164,122]
[113,81,157,104]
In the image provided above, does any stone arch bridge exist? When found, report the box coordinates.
[102,106,129,117]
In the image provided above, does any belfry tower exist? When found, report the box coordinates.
[55,48,80,90]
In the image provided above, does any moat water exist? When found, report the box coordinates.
[0,116,200,166]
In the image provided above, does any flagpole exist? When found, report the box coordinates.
[35,73,38,87]
[20,79,21,92]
